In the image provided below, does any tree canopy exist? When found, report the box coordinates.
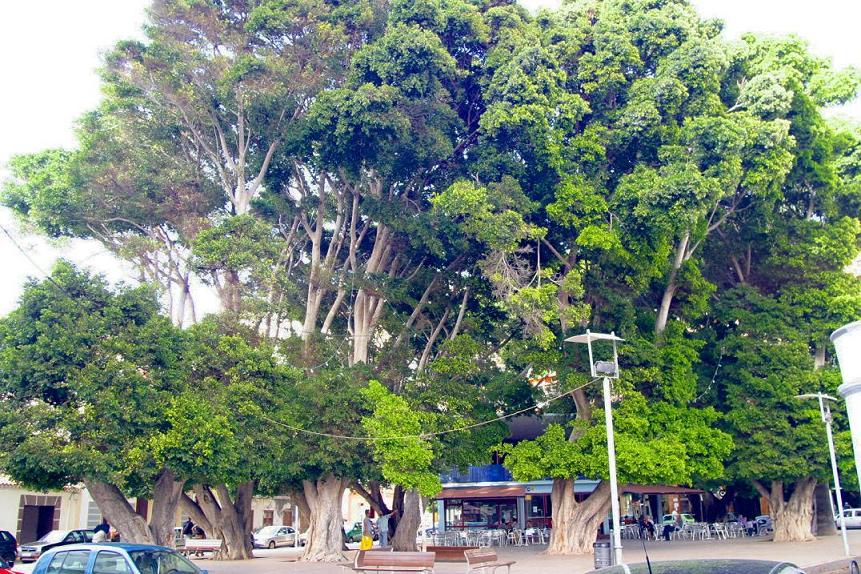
[2,0,861,557]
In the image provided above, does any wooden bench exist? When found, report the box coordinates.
[465,548,515,574]
[341,550,435,573]
[424,546,478,562]
[183,538,222,556]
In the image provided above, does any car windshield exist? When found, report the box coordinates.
[129,550,201,574]
[35,531,67,544]
[256,526,279,536]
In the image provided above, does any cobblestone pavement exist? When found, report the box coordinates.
[13,531,861,574]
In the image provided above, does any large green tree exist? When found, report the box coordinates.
[0,263,187,546]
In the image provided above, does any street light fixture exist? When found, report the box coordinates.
[794,392,850,558]
[565,330,625,567]
[831,320,861,493]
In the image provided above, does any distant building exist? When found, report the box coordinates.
[0,475,91,543]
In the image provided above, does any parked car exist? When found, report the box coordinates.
[32,543,208,574]
[0,557,22,574]
[0,531,17,564]
[18,530,93,563]
[587,559,804,574]
[253,525,304,548]
[345,522,378,543]
[835,508,861,529]
[659,513,695,526]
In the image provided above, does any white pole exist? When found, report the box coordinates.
[603,376,624,566]
[820,394,851,558]
[832,321,861,494]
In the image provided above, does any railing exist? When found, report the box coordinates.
[440,464,513,483]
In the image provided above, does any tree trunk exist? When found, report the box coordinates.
[755,478,817,542]
[149,470,186,546]
[301,475,347,562]
[352,481,392,516]
[655,232,690,336]
[291,490,311,534]
[547,480,611,554]
[185,483,254,560]
[813,482,837,536]
[389,486,405,536]
[83,479,154,544]
[392,489,421,551]
[180,493,212,534]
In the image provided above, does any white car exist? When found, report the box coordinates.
[835,508,861,529]
[253,525,303,548]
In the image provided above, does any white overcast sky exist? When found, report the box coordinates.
[0,0,860,315]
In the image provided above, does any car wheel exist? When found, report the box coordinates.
[268,541,276,549]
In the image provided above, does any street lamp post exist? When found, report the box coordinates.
[831,320,861,493]
[565,330,625,567]
[795,392,850,558]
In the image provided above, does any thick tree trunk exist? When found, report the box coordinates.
[186,483,254,560]
[813,482,837,536]
[547,480,611,555]
[392,489,421,551]
[301,475,347,562]
[149,470,186,546]
[179,493,212,534]
[755,478,817,542]
[84,479,154,544]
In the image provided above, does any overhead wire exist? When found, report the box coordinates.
[4,219,601,443]
[259,377,602,441]
[0,222,75,297]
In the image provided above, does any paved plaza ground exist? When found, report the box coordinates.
[193,531,861,573]
[13,531,861,573]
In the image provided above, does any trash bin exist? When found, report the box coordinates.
[593,540,613,569]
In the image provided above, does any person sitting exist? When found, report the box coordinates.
[644,516,656,540]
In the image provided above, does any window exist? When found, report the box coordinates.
[59,550,91,574]
[129,550,200,574]
[92,552,130,574]
[444,498,518,529]
[263,510,274,527]
[526,495,552,529]
[45,552,68,574]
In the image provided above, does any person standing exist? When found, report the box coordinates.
[361,510,375,550]
[377,512,392,547]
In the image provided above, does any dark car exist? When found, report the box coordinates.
[32,543,209,574]
[587,560,805,574]
[0,532,16,564]
[18,530,93,563]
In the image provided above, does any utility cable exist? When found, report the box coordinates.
[0,222,73,296]
[260,377,601,441]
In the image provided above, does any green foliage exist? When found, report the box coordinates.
[0,263,183,494]
[362,381,441,496]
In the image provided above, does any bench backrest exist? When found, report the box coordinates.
[356,551,435,568]
[465,549,498,566]
[184,538,222,548]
